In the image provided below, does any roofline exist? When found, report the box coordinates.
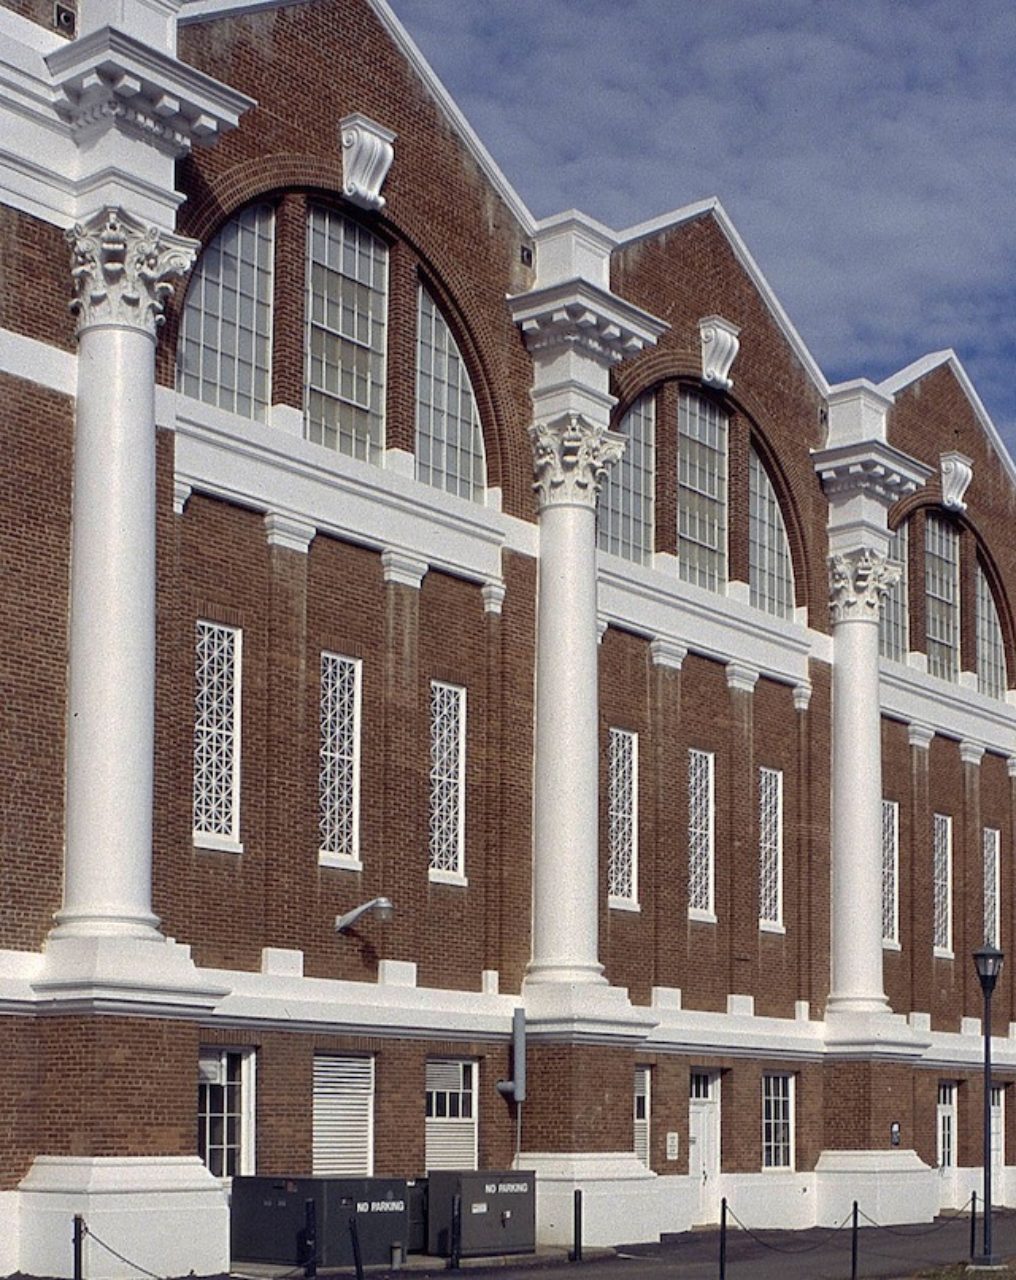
[878,350,1016,488]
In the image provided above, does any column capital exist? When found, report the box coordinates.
[530,412,624,511]
[907,722,935,751]
[726,662,759,694]
[959,740,986,768]
[67,206,196,337]
[829,548,900,625]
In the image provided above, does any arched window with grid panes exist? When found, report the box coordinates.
[976,560,1008,698]
[598,392,655,564]
[677,389,728,591]
[748,447,795,618]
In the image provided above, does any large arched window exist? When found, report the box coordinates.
[879,523,909,661]
[677,389,728,591]
[925,514,960,681]
[598,392,655,564]
[176,204,275,420]
[415,286,486,501]
[976,562,1008,698]
[748,447,794,618]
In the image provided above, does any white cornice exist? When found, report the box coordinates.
[510,278,668,363]
[881,657,1016,760]
[0,327,75,395]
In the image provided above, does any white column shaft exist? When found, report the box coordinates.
[528,501,604,984]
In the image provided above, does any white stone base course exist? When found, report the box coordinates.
[814,1149,939,1226]
[17,1156,229,1280]
[520,1152,691,1246]
[0,1189,19,1276]
[720,1171,818,1230]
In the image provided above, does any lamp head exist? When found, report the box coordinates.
[973,943,1004,996]
[335,896,395,934]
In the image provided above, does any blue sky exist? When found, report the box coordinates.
[388,0,1016,454]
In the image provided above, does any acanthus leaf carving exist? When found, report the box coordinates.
[529,413,625,510]
[67,206,197,336]
[828,548,900,624]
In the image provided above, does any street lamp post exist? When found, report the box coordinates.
[972,943,1004,1267]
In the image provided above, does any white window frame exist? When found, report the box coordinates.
[882,799,900,948]
[758,766,784,931]
[688,748,716,921]
[880,522,909,662]
[976,563,1008,700]
[678,390,728,592]
[318,652,363,870]
[933,813,953,958]
[598,393,656,565]
[608,728,639,910]
[634,1066,651,1168]
[429,681,467,885]
[198,1047,256,1179]
[415,285,486,502]
[762,1073,795,1171]
[193,620,243,853]
[984,825,1001,948]
[925,515,960,682]
[313,1054,375,1176]
[937,1082,956,1169]
[425,1060,478,1171]
[748,447,794,619]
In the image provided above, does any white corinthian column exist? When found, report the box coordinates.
[54,207,196,940]
[826,548,899,1015]
[526,414,624,986]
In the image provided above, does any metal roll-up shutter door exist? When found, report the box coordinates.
[312,1054,374,1175]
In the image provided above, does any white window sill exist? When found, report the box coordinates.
[882,939,902,952]
[934,946,954,961]
[759,920,786,935]
[688,908,717,924]
[193,833,244,854]
[318,853,363,872]
[609,897,641,913]
[429,868,468,887]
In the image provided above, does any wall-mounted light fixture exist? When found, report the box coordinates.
[335,896,394,934]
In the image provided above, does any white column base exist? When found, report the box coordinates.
[18,1156,229,1280]
[0,1189,19,1275]
[814,1150,938,1225]
[519,1153,686,1245]
[522,981,657,1041]
[34,935,228,1015]
[823,1008,929,1056]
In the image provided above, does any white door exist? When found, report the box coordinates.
[689,1071,721,1224]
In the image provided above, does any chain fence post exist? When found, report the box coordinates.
[970,1189,977,1260]
[349,1214,364,1280]
[569,1188,583,1262]
[73,1214,85,1280]
[719,1197,727,1280]
[851,1201,858,1280]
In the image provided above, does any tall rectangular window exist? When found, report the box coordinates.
[937,1082,956,1168]
[925,516,960,681]
[429,681,466,882]
[313,1055,374,1176]
[933,813,953,955]
[425,1060,477,1171]
[634,1066,651,1167]
[984,826,1001,947]
[882,799,900,946]
[598,393,655,565]
[879,523,909,661]
[193,621,242,850]
[976,564,1008,699]
[758,766,783,929]
[319,653,362,867]
[678,391,727,592]
[198,1048,255,1178]
[688,749,715,918]
[762,1074,794,1170]
[305,208,387,463]
[608,728,638,907]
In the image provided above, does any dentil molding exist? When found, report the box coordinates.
[67,205,196,336]
[828,548,900,624]
[340,112,396,212]
[530,412,624,510]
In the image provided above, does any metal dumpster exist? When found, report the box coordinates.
[231,1175,409,1266]
[426,1170,535,1257]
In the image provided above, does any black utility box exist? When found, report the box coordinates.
[426,1170,535,1257]
[406,1178,428,1253]
[231,1176,409,1267]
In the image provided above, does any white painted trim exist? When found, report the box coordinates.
[0,327,75,395]
[881,657,1016,758]
[428,868,468,887]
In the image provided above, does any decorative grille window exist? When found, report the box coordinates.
[598,393,656,564]
[425,1060,477,1170]
[748,448,794,618]
[758,767,783,928]
[925,516,960,681]
[305,207,387,462]
[313,1055,374,1176]
[678,390,727,592]
[984,826,1001,947]
[688,748,715,917]
[193,621,242,849]
[429,681,466,880]
[319,653,362,866]
[762,1074,794,1170]
[882,799,899,946]
[177,204,274,420]
[976,563,1007,699]
[933,813,953,954]
[198,1048,255,1178]
[608,728,638,906]
[415,286,486,501]
[634,1066,651,1167]
[937,1082,956,1168]
[879,523,909,661]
